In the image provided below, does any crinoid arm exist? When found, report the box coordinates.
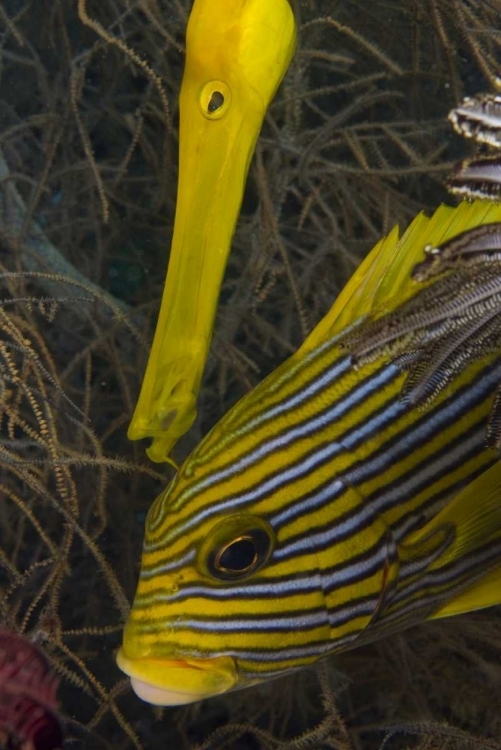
[339,202,501,448]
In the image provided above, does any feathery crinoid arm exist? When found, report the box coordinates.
[339,204,501,449]
[300,200,501,355]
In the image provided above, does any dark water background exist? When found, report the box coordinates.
[0,1,500,748]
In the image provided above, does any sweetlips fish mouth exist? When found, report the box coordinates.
[116,647,238,705]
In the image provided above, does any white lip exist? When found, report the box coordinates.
[116,647,237,706]
[130,676,215,706]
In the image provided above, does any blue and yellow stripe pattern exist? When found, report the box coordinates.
[118,200,501,706]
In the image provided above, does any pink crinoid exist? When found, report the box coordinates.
[0,629,62,750]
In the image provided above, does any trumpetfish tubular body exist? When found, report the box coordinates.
[128,0,297,461]
[118,199,501,706]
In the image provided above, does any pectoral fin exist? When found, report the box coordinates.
[430,564,501,619]
[401,461,501,617]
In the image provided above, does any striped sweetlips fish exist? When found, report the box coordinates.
[118,199,501,706]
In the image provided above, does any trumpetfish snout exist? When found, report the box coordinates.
[128,0,297,461]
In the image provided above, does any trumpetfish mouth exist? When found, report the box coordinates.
[116,648,237,705]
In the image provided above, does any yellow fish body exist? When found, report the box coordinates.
[118,200,501,706]
[128,0,296,461]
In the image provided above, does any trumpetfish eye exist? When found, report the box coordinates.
[199,514,275,581]
[200,80,231,119]
[208,91,225,112]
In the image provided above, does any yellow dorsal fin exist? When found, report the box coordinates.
[299,199,501,354]
[400,461,501,617]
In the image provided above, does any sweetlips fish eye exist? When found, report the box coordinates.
[197,514,276,582]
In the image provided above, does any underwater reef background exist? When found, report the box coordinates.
[0,0,501,747]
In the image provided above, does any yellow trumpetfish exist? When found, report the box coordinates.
[128,0,296,462]
[118,200,501,706]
